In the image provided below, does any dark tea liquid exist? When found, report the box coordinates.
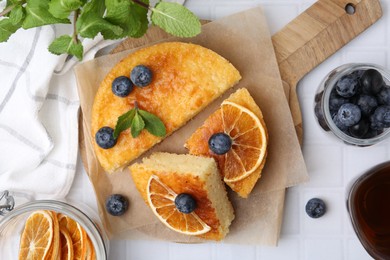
[349,163,390,260]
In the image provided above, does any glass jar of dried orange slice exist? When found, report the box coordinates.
[0,191,109,260]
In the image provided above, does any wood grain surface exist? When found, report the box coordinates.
[112,0,382,143]
[272,0,382,143]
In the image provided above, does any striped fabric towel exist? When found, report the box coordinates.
[0,24,112,199]
[0,25,79,199]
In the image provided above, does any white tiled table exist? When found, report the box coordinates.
[68,0,390,259]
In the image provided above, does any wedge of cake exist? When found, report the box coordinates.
[185,88,268,198]
[130,152,235,241]
[91,42,241,173]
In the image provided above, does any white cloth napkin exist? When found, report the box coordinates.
[0,22,116,200]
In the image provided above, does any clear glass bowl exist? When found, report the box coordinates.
[0,193,109,259]
[314,63,390,146]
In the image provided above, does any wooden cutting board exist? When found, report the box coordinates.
[111,0,382,144]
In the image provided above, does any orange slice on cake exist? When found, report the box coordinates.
[147,175,211,235]
[185,88,268,198]
[220,100,267,182]
[18,210,54,260]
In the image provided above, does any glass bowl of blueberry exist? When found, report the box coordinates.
[314,63,390,146]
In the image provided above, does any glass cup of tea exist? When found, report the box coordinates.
[347,161,390,259]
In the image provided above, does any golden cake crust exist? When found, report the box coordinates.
[130,153,233,241]
[92,42,241,173]
[185,88,268,197]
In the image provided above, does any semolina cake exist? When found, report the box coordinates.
[130,152,235,241]
[91,42,241,173]
[185,88,268,198]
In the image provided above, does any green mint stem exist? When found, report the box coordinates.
[0,0,27,17]
[72,9,79,44]
[0,5,16,17]
[131,0,150,10]
[134,100,139,110]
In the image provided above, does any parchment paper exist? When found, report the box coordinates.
[75,7,308,245]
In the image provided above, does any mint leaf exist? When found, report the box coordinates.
[23,0,70,29]
[48,0,83,19]
[9,5,25,25]
[0,18,21,42]
[113,108,136,139]
[114,106,166,139]
[151,2,200,37]
[131,112,145,138]
[48,35,83,60]
[104,0,148,39]
[138,109,166,137]
[76,0,122,39]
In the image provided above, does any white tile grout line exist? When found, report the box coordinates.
[298,184,304,260]
[255,245,260,260]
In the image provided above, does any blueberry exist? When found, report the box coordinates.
[356,94,378,116]
[360,69,384,95]
[329,89,349,114]
[315,90,323,103]
[377,87,390,105]
[175,193,197,214]
[370,105,390,130]
[370,115,385,131]
[112,76,133,97]
[208,132,232,155]
[305,198,326,218]
[364,128,381,139]
[349,117,370,138]
[106,194,129,216]
[352,69,366,79]
[95,127,117,149]
[335,74,359,98]
[315,102,330,131]
[337,103,361,127]
[332,114,348,132]
[130,65,152,87]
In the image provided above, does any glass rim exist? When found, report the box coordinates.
[322,63,390,146]
[0,199,108,260]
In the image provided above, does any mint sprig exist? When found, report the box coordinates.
[114,103,166,139]
[0,0,201,60]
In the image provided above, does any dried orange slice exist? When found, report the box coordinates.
[18,210,53,260]
[58,214,87,260]
[59,226,74,260]
[147,175,211,235]
[46,211,60,260]
[84,234,96,260]
[220,101,267,182]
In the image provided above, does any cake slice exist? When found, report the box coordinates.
[91,42,241,173]
[185,88,268,198]
[130,152,235,241]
